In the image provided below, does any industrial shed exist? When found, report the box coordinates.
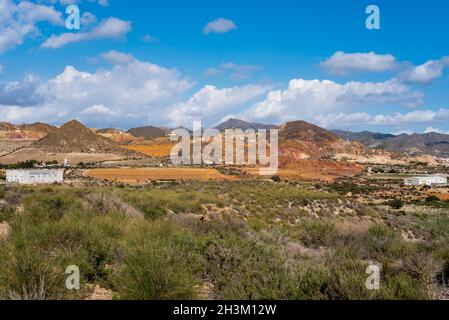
[404,175,447,186]
[6,169,64,185]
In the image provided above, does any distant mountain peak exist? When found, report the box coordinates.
[280,120,338,142]
[127,126,171,139]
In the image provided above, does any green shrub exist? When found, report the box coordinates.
[388,198,404,209]
[114,222,200,300]
[0,244,68,300]
[0,202,15,222]
[203,235,291,299]
[298,219,339,247]
[426,195,440,203]
[365,224,406,259]
[0,186,6,199]
[381,273,428,300]
[23,193,80,222]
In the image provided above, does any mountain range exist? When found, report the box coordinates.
[1,118,449,164]
[332,130,449,157]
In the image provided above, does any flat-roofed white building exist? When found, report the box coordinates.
[404,175,447,186]
[6,169,64,184]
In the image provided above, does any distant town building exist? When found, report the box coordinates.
[404,175,447,186]
[6,169,64,184]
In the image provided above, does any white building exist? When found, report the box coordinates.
[6,169,64,184]
[404,175,447,186]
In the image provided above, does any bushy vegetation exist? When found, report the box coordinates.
[388,198,404,209]
[0,181,447,300]
[4,160,39,169]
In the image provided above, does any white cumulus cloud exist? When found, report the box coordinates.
[0,0,63,54]
[203,18,237,34]
[41,17,131,48]
[316,109,449,129]
[243,78,423,124]
[0,52,194,127]
[168,84,271,127]
[321,51,398,75]
[399,60,445,85]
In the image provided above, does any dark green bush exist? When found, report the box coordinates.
[426,195,440,203]
[203,235,291,299]
[388,198,404,209]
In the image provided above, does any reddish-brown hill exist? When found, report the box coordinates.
[32,120,142,157]
[278,120,367,161]
[0,122,56,140]
[279,121,339,142]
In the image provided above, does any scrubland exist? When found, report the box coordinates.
[0,180,448,300]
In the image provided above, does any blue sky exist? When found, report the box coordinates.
[1,0,449,133]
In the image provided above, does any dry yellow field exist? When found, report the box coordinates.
[84,167,235,182]
[122,145,173,157]
[244,160,364,182]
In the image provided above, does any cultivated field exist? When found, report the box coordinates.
[84,167,235,182]
[122,145,173,157]
[244,160,364,182]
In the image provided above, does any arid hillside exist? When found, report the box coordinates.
[278,121,367,160]
[0,120,146,165]
[33,120,140,156]
[0,122,56,140]
[95,128,137,144]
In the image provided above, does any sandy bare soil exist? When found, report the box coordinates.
[334,153,408,165]
[84,167,235,182]
[0,147,125,165]
[244,160,364,182]
[256,159,364,182]
[0,140,34,156]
